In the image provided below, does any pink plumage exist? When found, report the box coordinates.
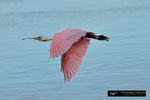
[61,38,90,82]
[49,28,91,82]
[23,28,109,82]
[50,28,88,59]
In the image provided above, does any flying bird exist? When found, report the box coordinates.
[22,28,109,82]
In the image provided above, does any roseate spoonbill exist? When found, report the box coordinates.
[23,28,109,82]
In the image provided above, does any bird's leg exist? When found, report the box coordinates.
[85,32,109,41]
[97,35,109,41]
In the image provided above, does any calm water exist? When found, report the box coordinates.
[0,0,150,100]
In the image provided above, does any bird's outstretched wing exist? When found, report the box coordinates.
[61,37,90,82]
[49,28,87,59]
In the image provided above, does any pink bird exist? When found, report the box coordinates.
[23,28,109,82]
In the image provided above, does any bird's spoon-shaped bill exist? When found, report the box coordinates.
[22,37,40,40]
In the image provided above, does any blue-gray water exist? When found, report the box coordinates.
[0,0,150,100]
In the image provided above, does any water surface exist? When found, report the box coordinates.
[0,0,150,100]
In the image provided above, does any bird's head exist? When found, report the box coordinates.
[22,36,52,42]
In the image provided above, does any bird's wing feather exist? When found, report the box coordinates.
[61,37,90,82]
[49,28,87,59]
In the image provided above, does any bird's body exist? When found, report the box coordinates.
[23,28,109,82]
[50,28,89,59]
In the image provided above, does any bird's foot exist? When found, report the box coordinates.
[98,35,109,41]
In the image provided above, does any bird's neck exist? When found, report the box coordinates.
[42,36,53,41]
